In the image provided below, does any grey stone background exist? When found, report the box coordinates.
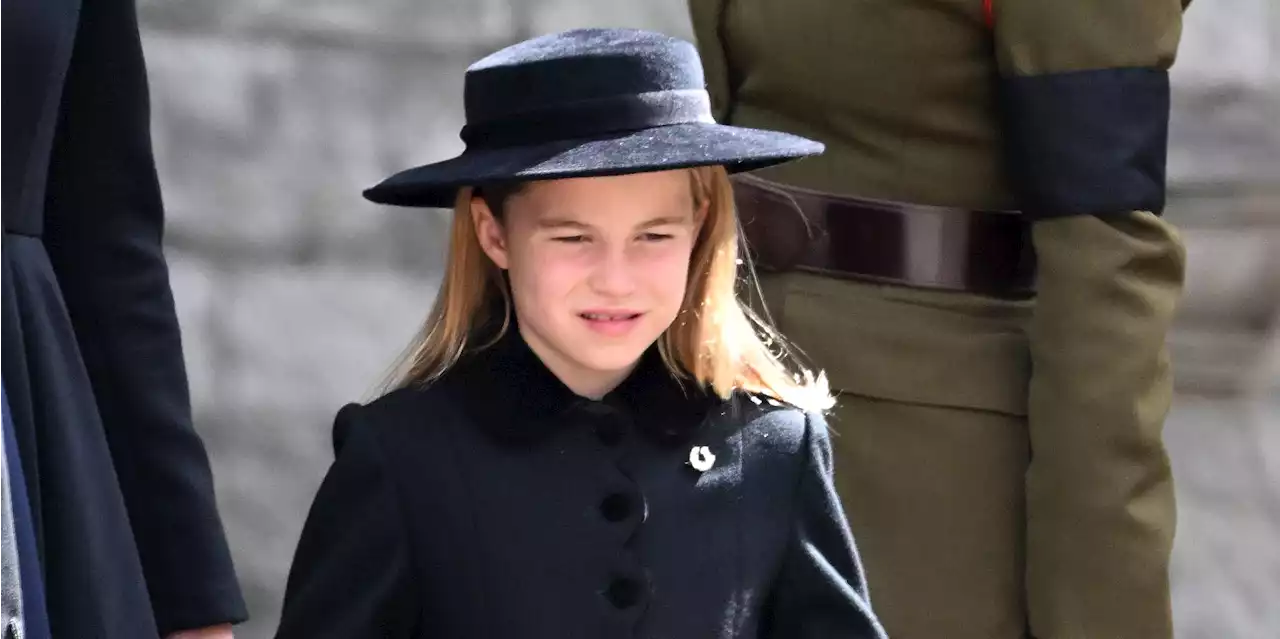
[136,1,1280,637]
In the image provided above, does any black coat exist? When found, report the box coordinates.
[0,0,247,635]
[275,328,887,638]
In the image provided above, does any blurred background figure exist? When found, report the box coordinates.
[133,0,1278,637]
[2,0,247,636]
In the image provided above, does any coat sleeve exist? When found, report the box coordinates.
[993,2,1187,638]
[763,412,887,639]
[275,405,418,639]
[39,0,246,633]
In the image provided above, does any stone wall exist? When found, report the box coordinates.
[137,1,1279,636]
[1164,0,1280,399]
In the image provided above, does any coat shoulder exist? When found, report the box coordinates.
[329,382,466,455]
[726,391,829,458]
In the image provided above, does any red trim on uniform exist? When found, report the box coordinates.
[983,0,994,28]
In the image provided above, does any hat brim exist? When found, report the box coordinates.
[362,122,823,208]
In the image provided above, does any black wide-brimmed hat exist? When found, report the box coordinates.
[363,28,823,208]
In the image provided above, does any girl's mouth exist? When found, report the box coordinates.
[579,311,644,336]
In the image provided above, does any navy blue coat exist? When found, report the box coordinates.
[1,0,247,634]
[275,328,887,638]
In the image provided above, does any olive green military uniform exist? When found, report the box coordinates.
[689,1,1188,637]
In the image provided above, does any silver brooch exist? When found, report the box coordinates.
[688,445,716,472]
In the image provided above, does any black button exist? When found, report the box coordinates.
[600,493,632,522]
[579,400,614,417]
[594,420,624,446]
[604,577,643,609]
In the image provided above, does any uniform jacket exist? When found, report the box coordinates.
[1,0,247,634]
[275,327,887,638]
[689,1,1189,637]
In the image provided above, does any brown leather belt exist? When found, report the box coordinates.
[731,174,1037,299]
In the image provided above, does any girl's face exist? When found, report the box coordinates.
[473,170,705,398]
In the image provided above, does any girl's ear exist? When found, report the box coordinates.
[694,193,711,230]
[471,196,510,270]
[687,192,711,242]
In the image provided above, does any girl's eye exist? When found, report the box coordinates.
[641,232,674,242]
[552,235,589,243]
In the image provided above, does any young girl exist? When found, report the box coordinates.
[275,28,887,639]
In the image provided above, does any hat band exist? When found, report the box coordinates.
[460,89,715,149]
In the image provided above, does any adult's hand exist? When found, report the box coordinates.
[165,624,235,639]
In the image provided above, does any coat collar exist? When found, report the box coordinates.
[443,324,723,448]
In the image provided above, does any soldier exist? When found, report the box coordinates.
[689,1,1189,638]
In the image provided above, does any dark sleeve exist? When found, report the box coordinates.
[275,405,418,639]
[764,412,887,639]
[38,0,246,633]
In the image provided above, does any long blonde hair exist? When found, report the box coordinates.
[381,166,834,413]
